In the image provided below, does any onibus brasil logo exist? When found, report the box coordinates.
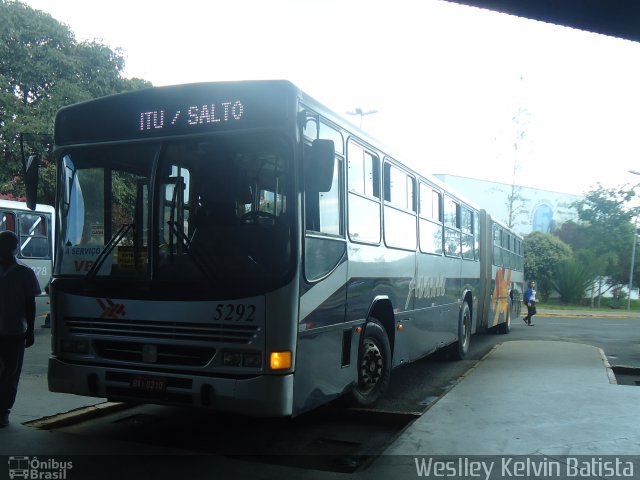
[8,456,72,479]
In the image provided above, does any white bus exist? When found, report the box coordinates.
[0,199,55,295]
[30,80,522,417]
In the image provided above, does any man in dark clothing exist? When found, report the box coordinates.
[0,230,41,427]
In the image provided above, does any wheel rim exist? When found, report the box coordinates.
[359,338,383,395]
[462,310,471,350]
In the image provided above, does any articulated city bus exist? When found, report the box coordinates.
[29,80,522,417]
[0,199,55,294]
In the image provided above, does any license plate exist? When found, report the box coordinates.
[130,375,167,392]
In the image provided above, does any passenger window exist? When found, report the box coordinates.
[347,141,379,198]
[460,207,474,260]
[384,163,415,211]
[0,211,16,232]
[461,207,473,234]
[474,213,480,260]
[444,197,459,229]
[419,184,441,222]
[445,228,461,257]
[493,225,503,266]
[19,213,49,258]
[419,219,443,254]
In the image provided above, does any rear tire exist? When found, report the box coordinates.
[498,299,511,334]
[452,303,471,360]
[348,319,391,407]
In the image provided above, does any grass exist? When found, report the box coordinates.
[538,298,640,312]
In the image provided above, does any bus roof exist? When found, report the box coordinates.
[297,86,484,214]
[0,199,55,214]
[54,79,513,234]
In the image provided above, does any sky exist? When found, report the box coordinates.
[21,0,640,196]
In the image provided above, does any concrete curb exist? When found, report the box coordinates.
[24,401,133,430]
[598,347,618,385]
[537,310,639,318]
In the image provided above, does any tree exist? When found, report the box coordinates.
[504,76,531,229]
[568,184,639,295]
[0,0,151,202]
[550,259,595,304]
[523,231,572,301]
[555,219,618,304]
[504,182,528,230]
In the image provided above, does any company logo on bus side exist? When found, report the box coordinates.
[405,276,446,309]
[139,100,245,131]
[490,267,512,327]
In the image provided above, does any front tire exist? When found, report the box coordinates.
[348,320,391,407]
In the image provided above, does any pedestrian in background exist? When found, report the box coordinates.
[523,280,537,326]
[0,231,41,427]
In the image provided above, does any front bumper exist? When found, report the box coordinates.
[48,357,294,417]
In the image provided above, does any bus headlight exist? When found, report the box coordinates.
[269,351,291,370]
[243,352,262,368]
[61,339,91,355]
[222,351,263,368]
[223,351,242,367]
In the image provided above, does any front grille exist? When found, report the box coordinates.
[94,340,216,366]
[65,317,260,344]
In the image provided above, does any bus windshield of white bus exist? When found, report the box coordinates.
[55,133,293,287]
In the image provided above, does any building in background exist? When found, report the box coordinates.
[434,175,638,300]
[434,174,582,236]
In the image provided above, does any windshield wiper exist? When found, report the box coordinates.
[166,220,218,282]
[86,223,133,280]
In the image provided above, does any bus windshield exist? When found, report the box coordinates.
[56,133,293,287]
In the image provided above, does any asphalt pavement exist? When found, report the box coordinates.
[1,308,639,480]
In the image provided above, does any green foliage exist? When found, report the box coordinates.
[549,260,595,304]
[0,0,151,202]
[111,171,141,227]
[603,288,626,309]
[563,184,639,291]
[523,231,572,301]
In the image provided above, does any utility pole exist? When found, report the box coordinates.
[627,170,640,310]
[628,219,637,310]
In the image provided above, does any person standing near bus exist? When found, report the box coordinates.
[0,231,41,427]
[523,280,537,326]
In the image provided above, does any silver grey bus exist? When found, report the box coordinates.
[0,199,54,294]
[34,80,523,417]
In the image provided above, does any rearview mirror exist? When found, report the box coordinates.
[24,154,40,210]
[308,139,335,192]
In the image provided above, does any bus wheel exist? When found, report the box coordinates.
[453,303,471,360]
[349,320,391,407]
[498,303,511,334]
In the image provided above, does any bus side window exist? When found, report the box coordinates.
[493,224,503,266]
[419,184,443,255]
[461,207,474,260]
[444,196,461,257]
[383,162,416,250]
[347,141,381,244]
[0,211,16,232]
[19,213,49,258]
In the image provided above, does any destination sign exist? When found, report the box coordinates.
[138,100,245,133]
[54,81,294,145]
